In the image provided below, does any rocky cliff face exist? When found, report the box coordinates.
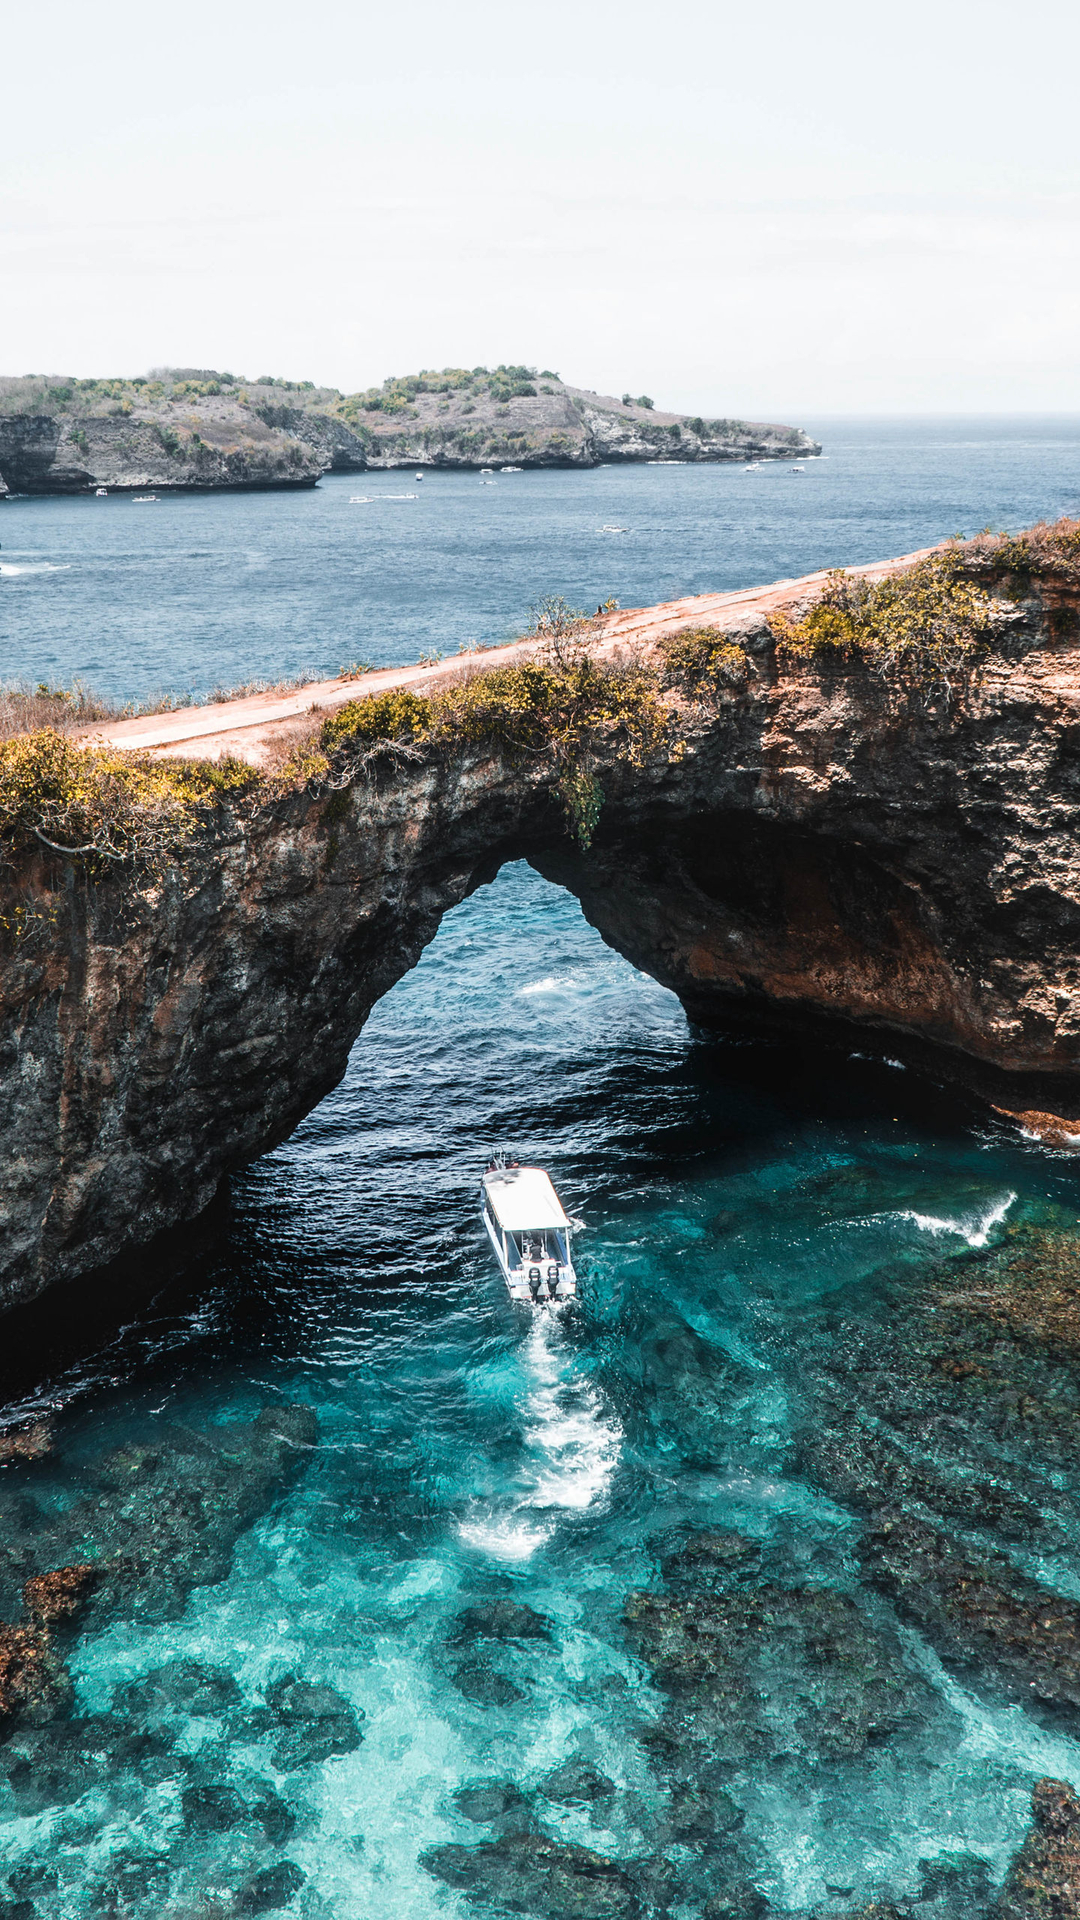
[0,368,816,493]
[3,538,1080,1308]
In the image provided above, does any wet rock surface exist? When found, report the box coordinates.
[995,1777,1080,1918]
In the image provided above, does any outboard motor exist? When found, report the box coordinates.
[528,1267,542,1300]
[547,1263,560,1298]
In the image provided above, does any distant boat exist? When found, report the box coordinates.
[95,487,108,498]
[480,467,494,475]
[500,465,522,473]
[349,495,374,504]
[132,494,158,503]
[479,478,495,486]
[790,466,804,474]
[415,472,424,481]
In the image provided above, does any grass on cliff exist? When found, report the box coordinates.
[0,731,258,870]
[765,548,996,700]
[311,636,678,847]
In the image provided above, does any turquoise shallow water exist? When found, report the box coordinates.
[4,426,1080,1915]
[3,866,1080,1916]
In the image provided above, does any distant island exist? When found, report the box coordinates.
[0,365,819,496]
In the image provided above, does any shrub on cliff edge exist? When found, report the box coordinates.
[766,549,995,702]
[0,730,257,870]
[316,643,675,848]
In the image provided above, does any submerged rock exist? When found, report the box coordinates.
[451,1660,527,1708]
[448,1599,554,1645]
[113,1658,242,1719]
[995,1777,1080,1918]
[537,1761,616,1806]
[234,1861,305,1914]
[455,1779,532,1826]
[864,1512,1080,1719]
[0,1623,71,1726]
[423,1828,643,1918]
[0,1405,316,1633]
[0,1714,183,1813]
[257,1672,363,1769]
[625,1580,925,1759]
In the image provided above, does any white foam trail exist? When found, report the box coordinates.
[894,1190,1016,1248]
[458,1314,621,1560]
[0,562,70,575]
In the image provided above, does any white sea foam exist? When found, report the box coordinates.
[458,1312,621,1559]
[0,561,70,575]
[892,1190,1016,1248]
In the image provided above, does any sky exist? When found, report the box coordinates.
[3,0,1079,416]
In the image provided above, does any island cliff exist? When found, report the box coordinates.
[0,365,817,494]
[2,523,1080,1310]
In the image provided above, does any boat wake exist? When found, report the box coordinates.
[457,1313,621,1561]
[0,562,71,575]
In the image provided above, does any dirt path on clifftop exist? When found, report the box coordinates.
[74,548,941,768]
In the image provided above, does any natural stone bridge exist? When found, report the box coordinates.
[4,539,1080,1311]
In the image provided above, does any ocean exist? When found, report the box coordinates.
[2,418,1080,1917]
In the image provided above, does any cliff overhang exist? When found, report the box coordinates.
[3,525,1080,1309]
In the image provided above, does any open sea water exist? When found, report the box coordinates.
[3,419,1080,1917]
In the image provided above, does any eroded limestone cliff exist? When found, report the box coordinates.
[0,366,816,493]
[3,531,1080,1307]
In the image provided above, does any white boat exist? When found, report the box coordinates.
[500,465,522,473]
[479,466,494,475]
[415,472,424,481]
[481,1162,578,1303]
[95,487,108,497]
[132,494,159,502]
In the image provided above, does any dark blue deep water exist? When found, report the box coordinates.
[3,421,1080,1918]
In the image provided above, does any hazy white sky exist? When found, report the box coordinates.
[4,0,1078,415]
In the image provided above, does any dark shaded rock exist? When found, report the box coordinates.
[423,1828,642,1917]
[113,1658,242,1718]
[181,1778,294,1842]
[995,1777,1080,1917]
[260,1672,363,1769]
[538,1761,616,1806]
[0,1901,36,1920]
[455,1779,532,1824]
[6,1864,57,1899]
[88,1850,171,1915]
[182,1780,248,1832]
[634,1314,757,1460]
[625,1582,925,1759]
[0,1715,182,1812]
[235,1862,305,1914]
[448,1599,554,1645]
[664,1784,744,1848]
[660,1531,762,1591]
[915,1851,993,1906]
[864,1513,1080,1718]
[452,1660,527,1707]
[702,1889,767,1920]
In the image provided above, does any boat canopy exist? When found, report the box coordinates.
[483,1166,571,1233]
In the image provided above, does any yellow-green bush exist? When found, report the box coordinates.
[0,730,257,869]
[975,518,1080,584]
[658,627,749,696]
[767,550,995,698]
[317,648,675,847]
